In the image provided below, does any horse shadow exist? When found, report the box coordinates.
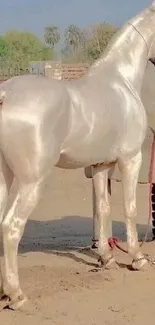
[15,215,153,268]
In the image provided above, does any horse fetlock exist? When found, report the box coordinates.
[2,280,22,299]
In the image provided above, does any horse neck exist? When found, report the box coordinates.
[87,9,154,93]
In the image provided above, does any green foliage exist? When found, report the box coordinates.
[0,36,10,57]
[63,25,88,63]
[64,24,84,49]
[5,30,51,61]
[85,23,118,61]
[0,30,52,76]
[0,21,118,77]
[62,22,118,63]
[44,25,60,48]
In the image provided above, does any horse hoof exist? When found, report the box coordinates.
[98,256,117,269]
[132,257,148,271]
[5,294,28,311]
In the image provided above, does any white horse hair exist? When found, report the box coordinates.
[0,1,155,310]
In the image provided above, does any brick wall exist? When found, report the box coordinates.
[45,63,89,81]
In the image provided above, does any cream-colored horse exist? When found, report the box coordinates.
[0,1,155,310]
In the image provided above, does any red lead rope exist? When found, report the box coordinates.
[93,135,155,253]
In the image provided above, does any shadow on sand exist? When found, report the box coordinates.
[7,215,151,268]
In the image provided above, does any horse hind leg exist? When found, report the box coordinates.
[1,176,45,310]
[118,151,148,270]
[0,137,62,310]
[0,152,13,298]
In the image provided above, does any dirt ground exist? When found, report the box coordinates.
[1,167,155,325]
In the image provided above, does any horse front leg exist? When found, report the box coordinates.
[92,165,115,268]
[118,151,148,270]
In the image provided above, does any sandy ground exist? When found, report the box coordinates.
[1,167,155,325]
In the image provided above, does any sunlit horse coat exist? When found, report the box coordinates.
[85,59,155,183]
[1,1,155,311]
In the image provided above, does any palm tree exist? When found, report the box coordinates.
[44,25,60,49]
[65,24,83,50]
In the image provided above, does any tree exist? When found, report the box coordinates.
[0,36,10,57]
[5,30,51,61]
[2,30,51,75]
[85,23,118,61]
[63,24,88,62]
[44,25,60,48]
[62,22,118,63]
[64,24,84,50]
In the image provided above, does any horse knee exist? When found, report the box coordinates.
[124,205,137,219]
[97,203,110,218]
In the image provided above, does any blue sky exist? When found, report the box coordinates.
[0,0,153,37]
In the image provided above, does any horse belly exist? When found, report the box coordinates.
[57,134,118,169]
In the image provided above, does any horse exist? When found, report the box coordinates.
[1,1,155,310]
